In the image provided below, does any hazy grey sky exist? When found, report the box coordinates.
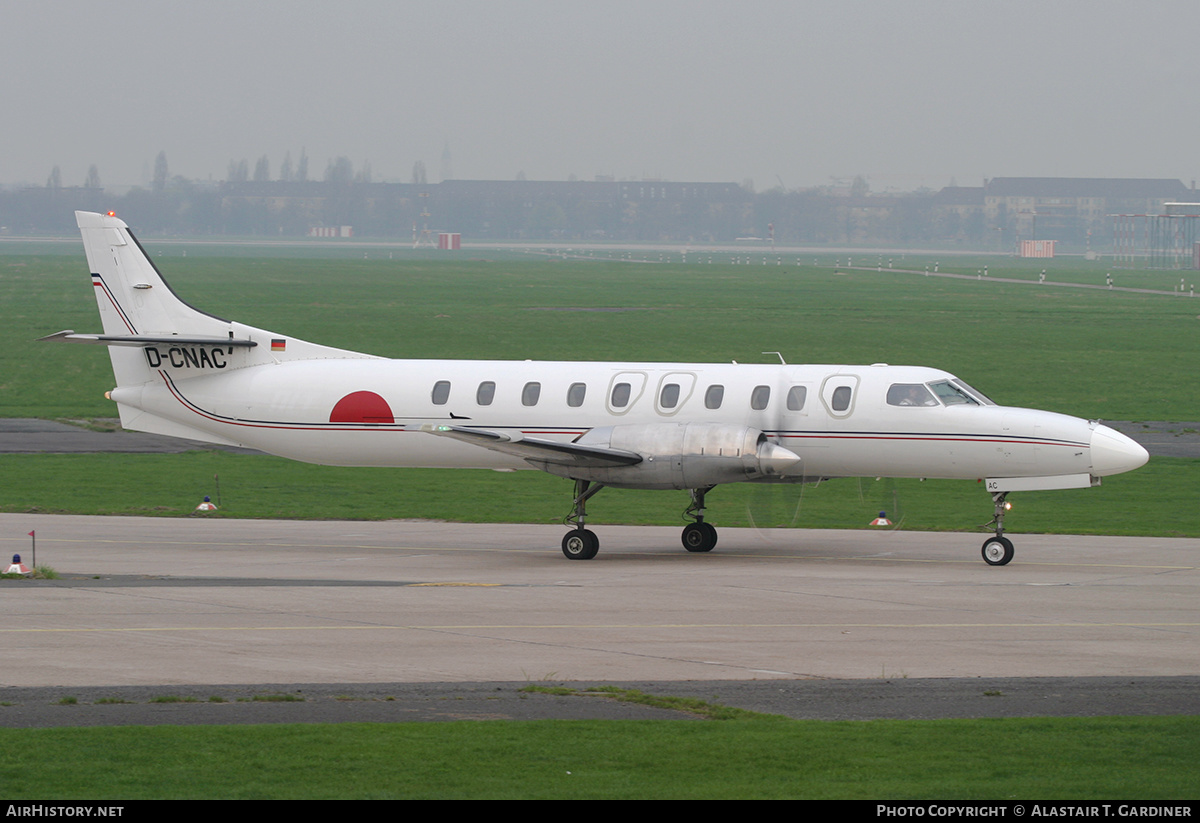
[3,0,1197,191]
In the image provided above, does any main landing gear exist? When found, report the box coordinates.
[981,491,1015,566]
[560,481,721,559]
[681,486,718,553]
[561,479,604,560]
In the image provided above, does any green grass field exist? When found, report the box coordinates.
[3,245,1199,420]
[2,452,1195,536]
[1,716,1197,799]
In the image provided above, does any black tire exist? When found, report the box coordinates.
[562,529,599,560]
[682,522,718,553]
[981,535,1014,566]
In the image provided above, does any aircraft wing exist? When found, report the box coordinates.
[418,424,642,469]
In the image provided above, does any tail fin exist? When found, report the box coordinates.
[77,210,231,339]
[48,212,377,445]
[70,211,375,386]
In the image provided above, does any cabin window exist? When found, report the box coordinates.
[522,381,541,406]
[786,386,807,411]
[611,382,631,408]
[887,383,937,407]
[751,385,770,411]
[831,385,852,411]
[567,382,586,407]
[704,384,724,409]
[476,381,496,405]
[431,380,451,405]
[659,383,680,409]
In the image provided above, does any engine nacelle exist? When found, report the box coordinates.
[532,422,802,489]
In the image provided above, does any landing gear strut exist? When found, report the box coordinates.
[981,491,1015,566]
[681,486,718,553]
[561,479,605,560]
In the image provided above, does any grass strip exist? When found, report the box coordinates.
[1,452,1195,537]
[0,716,1195,799]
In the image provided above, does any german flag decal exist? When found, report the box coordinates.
[271,339,287,352]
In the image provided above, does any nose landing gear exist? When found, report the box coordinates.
[981,491,1014,566]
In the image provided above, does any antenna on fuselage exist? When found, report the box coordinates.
[763,351,787,365]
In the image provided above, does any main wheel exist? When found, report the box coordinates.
[981,535,1014,566]
[682,522,718,553]
[562,528,599,560]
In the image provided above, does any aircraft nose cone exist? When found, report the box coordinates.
[1090,424,1149,476]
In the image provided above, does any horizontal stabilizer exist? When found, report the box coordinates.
[419,424,642,468]
[37,330,257,348]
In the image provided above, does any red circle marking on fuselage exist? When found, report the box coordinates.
[330,391,395,424]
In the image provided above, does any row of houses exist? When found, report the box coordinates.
[935,177,1197,249]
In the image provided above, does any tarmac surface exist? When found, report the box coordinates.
[1,420,1196,727]
[1,515,1197,727]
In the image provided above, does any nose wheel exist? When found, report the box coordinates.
[981,491,1014,565]
[981,535,1014,566]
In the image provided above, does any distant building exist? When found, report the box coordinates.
[983,177,1193,248]
[931,186,986,244]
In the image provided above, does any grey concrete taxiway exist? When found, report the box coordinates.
[3,423,1197,724]
[3,515,1196,689]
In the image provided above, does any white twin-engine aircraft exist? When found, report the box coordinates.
[45,211,1149,563]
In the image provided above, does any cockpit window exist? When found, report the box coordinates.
[952,378,995,405]
[928,380,980,406]
[887,383,938,407]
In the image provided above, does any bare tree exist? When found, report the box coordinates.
[325,156,353,185]
[227,159,249,183]
[85,165,101,189]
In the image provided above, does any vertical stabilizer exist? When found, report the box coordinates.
[77,210,230,339]
[77,210,234,389]
[65,211,378,438]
